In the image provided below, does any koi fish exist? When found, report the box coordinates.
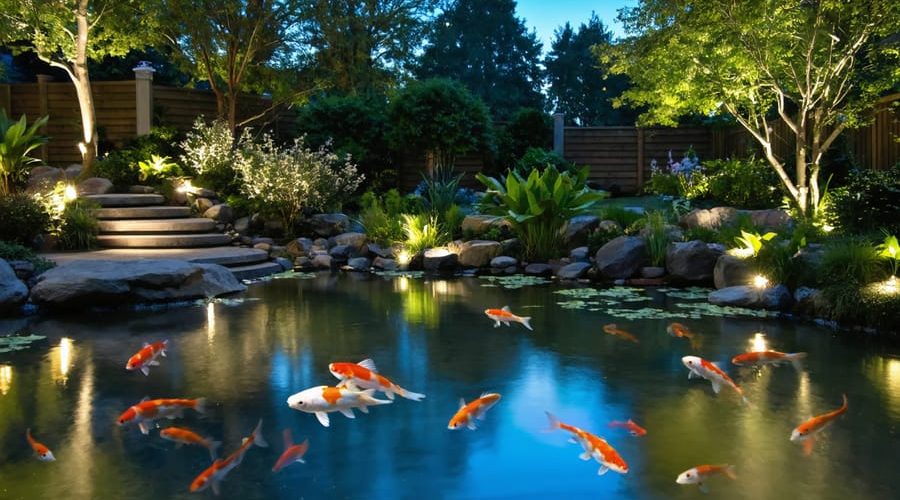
[26,428,55,462]
[160,427,221,461]
[545,412,628,475]
[484,306,532,331]
[329,359,425,401]
[676,464,737,493]
[190,419,268,495]
[602,324,639,343]
[608,419,647,437]
[125,340,169,376]
[287,386,392,427]
[117,397,207,435]
[272,428,309,473]
[448,393,502,430]
[732,350,806,370]
[667,322,700,349]
[682,356,748,404]
[790,394,848,456]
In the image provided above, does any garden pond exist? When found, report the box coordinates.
[0,273,898,499]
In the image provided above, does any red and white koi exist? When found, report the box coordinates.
[682,356,748,404]
[125,340,169,376]
[26,428,55,462]
[448,393,502,431]
[190,419,268,495]
[732,350,806,370]
[545,412,628,475]
[676,464,737,493]
[117,397,207,435]
[272,428,309,473]
[608,419,647,437]
[160,427,221,461]
[329,359,425,401]
[603,324,639,343]
[287,386,392,427]
[790,394,848,456]
[484,306,532,331]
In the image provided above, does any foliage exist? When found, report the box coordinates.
[57,199,99,250]
[514,148,578,177]
[477,165,607,261]
[703,157,782,209]
[0,241,54,275]
[596,206,643,232]
[587,224,624,253]
[754,237,808,289]
[388,78,494,169]
[829,165,900,235]
[179,117,239,196]
[0,111,48,195]
[545,14,638,126]
[415,0,545,119]
[731,230,777,258]
[681,226,719,244]
[496,108,552,168]
[357,189,419,246]
[96,125,181,189]
[401,213,448,254]
[819,238,884,287]
[644,148,705,199]
[608,0,900,218]
[419,165,463,220]
[643,210,669,266]
[136,155,182,184]
[0,193,50,246]
[876,233,899,277]
[234,134,362,235]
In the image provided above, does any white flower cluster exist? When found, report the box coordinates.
[179,117,236,176]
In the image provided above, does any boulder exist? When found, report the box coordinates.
[64,164,83,177]
[129,185,156,194]
[234,217,250,234]
[367,243,393,259]
[253,243,271,252]
[501,238,520,255]
[203,204,234,223]
[26,166,65,192]
[347,257,371,271]
[524,263,553,276]
[557,262,592,280]
[76,177,113,195]
[666,240,723,283]
[312,254,333,269]
[29,260,245,310]
[708,286,760,308]
[275,257,293,271]
[1,259,29,315]
[194,197,214,213]
[748,209,792,230]
[714,255,752,289]
[194,188,218,199]
[461,214,511,234]
[251,237,274,246]
[793,287,830,316]
[594,236,646,279]
[639,224,684,242]
[331,232,367,251]
[641,266,665,279]
[373,257,397,271]
[569,246,590,262]
[597,220,622,233]
[294,256,313,270]
[490,256,517,268]
[761,285,793,310]
[286,238,314,258]
[562,215,600,246]
[329,245,352,260]
[423,248,458,272]
[309,213,350,237]
[680,207,792,231]
[6,260,35,281]
[457,240,502,267]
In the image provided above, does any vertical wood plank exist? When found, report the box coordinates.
[636,128,645,190]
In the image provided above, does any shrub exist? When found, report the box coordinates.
[0,193,50,246]
[829,165,900,235]
[704,156,782,209]
[0,241,54,275]
[818,238,884,287]
[136,155,183,184]
[514,148,578,176]
[597,206,643,230]
[876,233,899,277]
[357,189,418,246]
[96,125,181,189]
[180,118,240,196]
[57,199,99,250]
[478,165,607,261]
[0,110,48,195]
[496,108,552,167]
[754,237,809,289]
[401,213,448,254]
[644,148,705,199]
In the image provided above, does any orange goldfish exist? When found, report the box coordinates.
[125,340,169,376]
[484,306,532,330]
[603,324,639,343]
[667,322,700,349]
[272,429,309,473]
[329,359,425,401]
[190,419,268,495]
[608,419,647,437]
[732,350,806,370]
[790,394,848,456]
[26,428,55,462]
[546,412,628,475]
[160,427,221,461]
[448,393,502,430]
[682,356,748,404]
[676,464,737,493]
[117,397,207,435]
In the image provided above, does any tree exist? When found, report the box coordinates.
[296,0,437,95]
[416,0,544,119]
[607,0,900,219]
[545,15,637,126]
[161,0,300,132]
[0,0,158,170]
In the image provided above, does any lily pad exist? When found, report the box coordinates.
[676,302,779,318]
[602,307,694,320]
[480,275,551,289]
[659,287,713,300]
[376,271,425,279]
[271,271,317,280]
[0,334,47,354]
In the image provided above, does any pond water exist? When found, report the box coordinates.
[0,273,898,499]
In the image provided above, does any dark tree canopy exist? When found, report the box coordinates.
[545,14,638,126]
[416,0,544,119]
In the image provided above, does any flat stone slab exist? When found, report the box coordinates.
[97,233,231,248]
[98,218,217,234]
[43,247,269,267]
[94,206,192,219]
[83,194,164,207]
[230,261,285,281]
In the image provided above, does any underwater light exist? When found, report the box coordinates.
[752,275,769,289]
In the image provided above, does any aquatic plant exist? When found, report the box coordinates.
[480,275,551,289]
[0,110,48,195]
[643,210,669,267]
[0,334,47,354]
[401,213,448,254]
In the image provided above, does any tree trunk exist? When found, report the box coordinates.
[73,0,97,174]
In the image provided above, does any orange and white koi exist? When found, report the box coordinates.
[272,428,309,473]
[125,340,169,376]
[484,306,532,331]
[603,324,639,343]
[667,322,700,349]
[790,394,848,456]
[287,386,392,427]
[26,428,55,462]
[676,464,737,493]
[190,419,268,495]
[545,412,628,475]
[160,427,221,461]
[682,356,748,404]
[448,393,502,431]
[608,419,647,437]
[329,359,425,401]
[117,397,207,435]
[732,350,806,370]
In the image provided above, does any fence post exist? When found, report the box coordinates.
[553,113,565,156]
[133,61,155,136]
[36,74,52,163]
[636,128,645,191]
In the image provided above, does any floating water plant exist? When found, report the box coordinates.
[480,275,551,289]
[376,270,426,279]
[676,302,779,318]
[658,287,713,300]
[0,334,47,354]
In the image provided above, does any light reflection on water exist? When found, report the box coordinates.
[0,275,897,499]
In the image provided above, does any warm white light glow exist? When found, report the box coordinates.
[395,276,410,293]
[396,250,411,266]
[728,247,755,259]
[753,275,769,289]
[53,337,74,384]
[0,365,12,395]
[425,247,452,258]
[64,184,78,202]
[177,179,195,194]
[207,302,216,342]
[822,224,835,233]
[432,280,450,296]
[750,332,768,352]
[77,142,87,156]
[880,276,898,295]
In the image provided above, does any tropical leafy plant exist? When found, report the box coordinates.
[730,230,777,258]
[0,110,48,195]
[876,233,899,276]
[477,165,607,261]
[137,155,182,184]
[401,213,448,254]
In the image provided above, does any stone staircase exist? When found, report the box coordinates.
[83,194,284,280]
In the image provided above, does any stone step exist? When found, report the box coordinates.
[98,218,217,234]
[94,206,192,220]
[230,261,285,281]
[42,246,270,267]
[84,194,165,207]
[97,233,232,248]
